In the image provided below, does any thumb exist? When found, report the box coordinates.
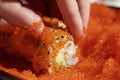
[0,0,44,32]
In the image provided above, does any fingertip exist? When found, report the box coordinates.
[0,0,45,34]
[31,14,45,32]
[56,0,85,37]
[63,14,84,37]
[84,22,88,29]
[20,7,41,25]
[82,13,90,29]
[33,15,45,33]
[33,14,41,23]
[66,20,83,38]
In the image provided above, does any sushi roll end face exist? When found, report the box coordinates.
[53,41,78,72]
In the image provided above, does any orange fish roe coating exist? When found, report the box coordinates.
[0,17,78,74]
[0,3,120,80]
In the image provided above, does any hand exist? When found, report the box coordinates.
[0,0,44,33]
[26,0,90,37]
[0,0,90,37]
[56,0,90,37]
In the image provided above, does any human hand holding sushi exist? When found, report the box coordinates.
[0,0,44,33]
[56,0,90,37]
[0,0,90,37]
[0,0,84,73]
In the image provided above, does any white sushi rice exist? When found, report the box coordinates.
[56,41,78,68]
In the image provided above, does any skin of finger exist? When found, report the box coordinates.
[0,18,10,27]
[77,0,90,27]
[56,0,83,37]
[0,1,44,32]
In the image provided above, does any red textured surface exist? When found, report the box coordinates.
[0,3,120,80]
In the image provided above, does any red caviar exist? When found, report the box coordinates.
[0,3,120,80]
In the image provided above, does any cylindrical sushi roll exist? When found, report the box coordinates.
[0,17,79,74]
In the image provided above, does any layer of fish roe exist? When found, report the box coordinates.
[0,15,78,74]
[0,3,120,80]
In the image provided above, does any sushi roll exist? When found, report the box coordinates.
[0,17,79,74]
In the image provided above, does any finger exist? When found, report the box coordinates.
[0,18,10,27]
[77,0,90,27]
[56,0,83,37]
[0,1,44,32]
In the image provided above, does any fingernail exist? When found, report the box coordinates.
[33,15,41,23]
[83,22,88,29]
[31,15,45,33]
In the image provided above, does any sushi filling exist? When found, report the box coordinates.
[55,41,78,69]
